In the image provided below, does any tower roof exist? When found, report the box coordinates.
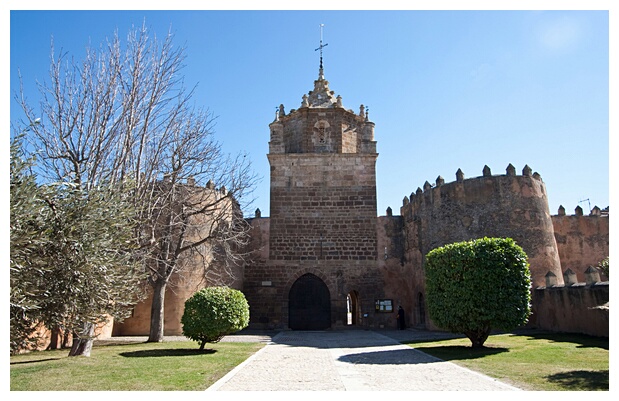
[300,23,341,109]
[302,70,340,108]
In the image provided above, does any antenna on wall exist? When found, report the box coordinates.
[579,198,591,213]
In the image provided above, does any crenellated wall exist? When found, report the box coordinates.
[552,205,609,282]
[530,282,609,337]
[399,164,563,288]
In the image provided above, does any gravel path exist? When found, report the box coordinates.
[206,330,521,391]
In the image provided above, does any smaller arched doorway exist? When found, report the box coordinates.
[346,291,360,326]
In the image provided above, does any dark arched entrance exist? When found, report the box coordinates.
[288,273,331,330]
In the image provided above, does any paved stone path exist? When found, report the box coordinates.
[207,330,521,391]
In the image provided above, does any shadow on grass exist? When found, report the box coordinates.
[517,330,609,351]
[411,345,509,361]
[10,357,62,365]
[545,370,609,391]
[120,348,217,357]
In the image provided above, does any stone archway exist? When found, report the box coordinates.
[288,273,331,330]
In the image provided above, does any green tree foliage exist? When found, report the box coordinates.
[10,134,51,353]
[181,287,250,350]
[425,237,532,348]
[10,135,145,355]
[38,181,146,357]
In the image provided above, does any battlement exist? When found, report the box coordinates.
[554,204,609,217]
[398,163,561,288]
[401,163,542,210]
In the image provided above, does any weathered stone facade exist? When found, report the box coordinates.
[109,61,608,339]
[241,64,609,336]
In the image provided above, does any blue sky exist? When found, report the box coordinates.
[6,3,613,219]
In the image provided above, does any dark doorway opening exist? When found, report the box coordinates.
[346,290,360,325]
[289,273,331,330]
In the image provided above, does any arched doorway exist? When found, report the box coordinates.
[289,273,331,330]
[346,290,360,326]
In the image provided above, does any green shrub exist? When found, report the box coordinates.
[181,286,250,350]
[425,237,531,348]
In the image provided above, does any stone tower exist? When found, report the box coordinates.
[267,67,378,262]
[243,61,388,330]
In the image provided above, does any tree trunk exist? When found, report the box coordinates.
[68,322,95,357]
[62,329,72,348]
[148,280,167,342]
[465,327,492,349]
[48,327,61,350]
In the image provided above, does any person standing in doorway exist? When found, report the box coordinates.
[397,305,406,330]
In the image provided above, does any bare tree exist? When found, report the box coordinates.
[15,22,258,351]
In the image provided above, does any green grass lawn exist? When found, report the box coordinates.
[10,340,264,391]
[11,330,609,391]
[404,330,609,391]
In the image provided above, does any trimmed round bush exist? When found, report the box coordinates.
[425,237,531,348]
[181,286,250,349]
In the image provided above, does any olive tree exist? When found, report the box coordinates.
[425,237,531,348]
[10,135,144,356]
[181,287,250,350]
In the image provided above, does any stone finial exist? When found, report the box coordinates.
[206,179,215,190]
[563,268,578,285]
[359,104,365,118]
[482,165,491,177]
[365,106,370,121]
[386,206,393,217]
[416,187,423,196]
[336,95,342,107]
[255,208,261,218]
[436,176,444,187]
[506,163,516,176]
[575,205,583,216]
[301,95,309,108]
[403,196,409,206]
[522,164,532,177]
[456,168,464,183]
[187,176,196,186]
[558,205,566,216]
[585,266,601,285]
[533,172,541,180]
[590,206,601,216]
[279,104,286,117]
[545,271,558,287]
[423,181,432,191]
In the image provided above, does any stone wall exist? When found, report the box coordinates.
[530,282,609,337]
[267,153,378,261]
[112,180,243,336]
[552,208,609,282]
[400,164,563,288]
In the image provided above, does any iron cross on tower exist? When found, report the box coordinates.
[315,24,328,70]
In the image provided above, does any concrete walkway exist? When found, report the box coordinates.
[207,329,521,391]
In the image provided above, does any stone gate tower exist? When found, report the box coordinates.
[243,60,388,330]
